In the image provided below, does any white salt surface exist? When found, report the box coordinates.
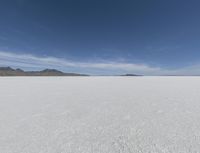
[0,77,200,153]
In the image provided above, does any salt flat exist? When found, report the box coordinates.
[0,77,200,153]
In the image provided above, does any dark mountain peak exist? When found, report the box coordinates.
[0,67,15,71]
[41,69,63,73]
[16,68,24,72]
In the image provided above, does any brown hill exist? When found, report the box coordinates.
[0,67,88,76]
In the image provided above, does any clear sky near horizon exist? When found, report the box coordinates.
[0,0,200,75]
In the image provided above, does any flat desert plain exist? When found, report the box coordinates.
[0,77,200,153]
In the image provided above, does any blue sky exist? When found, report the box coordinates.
[0,0,200,75]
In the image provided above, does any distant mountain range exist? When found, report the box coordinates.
[0,67,144,76]
[120,74,142,76]
[0,67,89,76]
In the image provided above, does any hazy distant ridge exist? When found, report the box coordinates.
[0,67,88,76]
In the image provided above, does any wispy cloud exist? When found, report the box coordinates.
[0,51,200,75]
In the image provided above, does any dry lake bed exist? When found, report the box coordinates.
[1,77,200,153]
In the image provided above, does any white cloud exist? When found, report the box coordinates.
[0,51,200,75]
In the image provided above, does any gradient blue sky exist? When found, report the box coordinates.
[0,0,200,75]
